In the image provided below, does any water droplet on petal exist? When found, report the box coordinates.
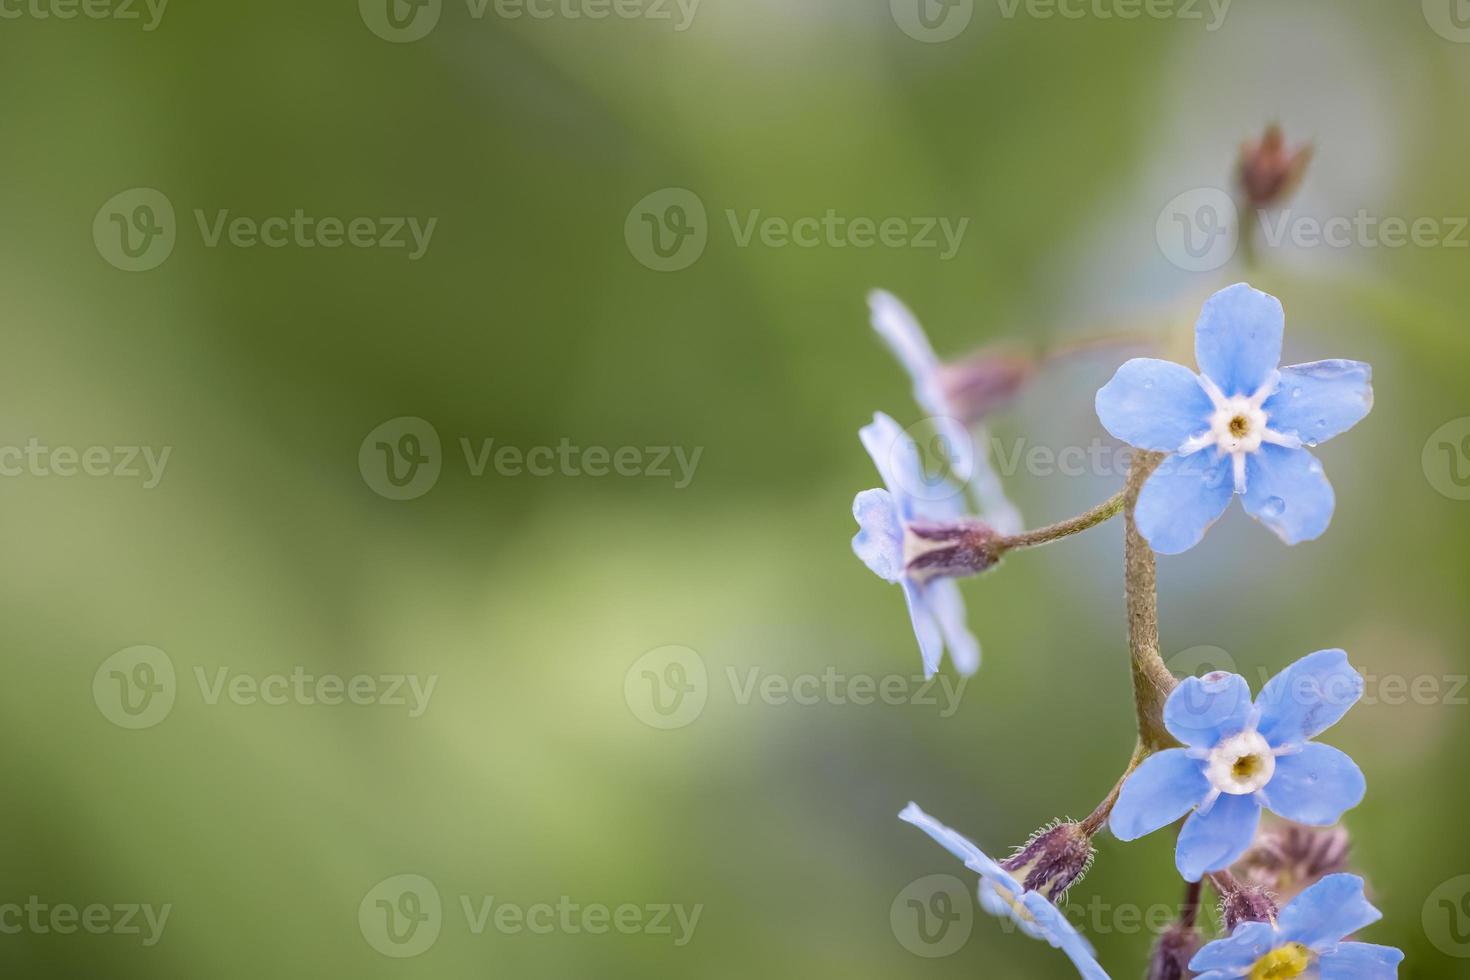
[1143,379,1154,389]
[1262,497,1287,519]
[1291,387,1303,398]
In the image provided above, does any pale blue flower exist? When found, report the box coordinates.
[1095,283,1372,554]
[900,803,1109,980]
[1190,874,1402,979]
[852,412,985,678]
[869,290,1023,535]
[1110,650,1366,881]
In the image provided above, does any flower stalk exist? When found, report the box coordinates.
[1123,451,1179,753]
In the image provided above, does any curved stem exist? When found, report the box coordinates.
[1124,452,1180,753]
[1079,743,1143,836]
[997,488,1126,553]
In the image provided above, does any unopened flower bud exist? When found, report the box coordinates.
[1237,124,1313,208]
[1147,922,1203,980]
[935,348,1037,425]
[903,518,1004,584]
[1219,881,1279,930]
[1237,821,1351,902]
[999,821,1095,902]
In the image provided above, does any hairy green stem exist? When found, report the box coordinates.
[1124,452,1180,754]
[998,489,1127,553]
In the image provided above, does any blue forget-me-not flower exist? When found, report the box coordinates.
[852,412,1003,677]
[1095,283,1372,554]
[1110,649,1366,882]
[1189,873,1402,979]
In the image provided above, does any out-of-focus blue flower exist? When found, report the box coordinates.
[1109,650,1366,882]
[853,412,997,678]
[1095,283,1372,554]
[1190,874,1402,979]
[869,290,1024,535]
[899,804,1109,980]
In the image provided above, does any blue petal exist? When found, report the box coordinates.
[1318,942,1404,979]
[1255,650,1364,748]
[1189,921,1279,973]
[852,489,903,583]
[1262,360,1374,446]
[1241,444,1335,545]
[965,422,1024,535]
[1195,283,1285,396]
[1278,874,1382,951]
[1019,892,1109,980]
[1109,749,1209,841]
[901,580,943,679]
[1176,793,1261,881]
[924,579,979,676]
[897,803,1017,886]
[869,290,947,419]
[1164,672,1256,748]
[1258,743,1365,826]
[1096,358,1213,452]
[1135,450,1235,554]
[859,412,967,520]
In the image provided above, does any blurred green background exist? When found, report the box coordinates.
[1,0,1468,976]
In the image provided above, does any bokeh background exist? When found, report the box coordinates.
[2,0,1468,976]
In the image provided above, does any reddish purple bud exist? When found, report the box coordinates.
[1237,821,1352,903]
[935,348,1036,425]
[1147,923,1203,980]
[903,518,1004,584]
[999,821,1095,902]
[1219,881,1279,930]
[1238,124,1313,208]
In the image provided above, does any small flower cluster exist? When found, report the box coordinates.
[853,276,1399,976]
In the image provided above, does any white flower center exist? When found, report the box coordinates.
[1205,731,1276,795]
[1180,374,1300,492]
[1210,397,1268,454]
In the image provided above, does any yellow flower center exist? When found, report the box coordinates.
[1248,943,1312,980]
[1232,752,1266,781]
